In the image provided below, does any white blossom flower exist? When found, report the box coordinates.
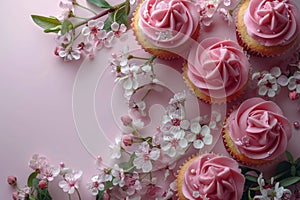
[58,47,81,61]
[59,170,83,194]
[133,142,160,173]
[254,173,292,200]
[161,130,188,157]
[110,137,122,159]
[130,101,146,117]
[14,186,31,200]
[288,71,300,93]
[186,122,213,149]
[257,74,279,97]
[82,19,105,42]
[87,175,105,196]
[111,164,125,187]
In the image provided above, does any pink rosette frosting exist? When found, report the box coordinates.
[182,153,245,200]
[244,0,300,46]
[138,0,200,48]
[187,38,250,99]
[227,97,292,160]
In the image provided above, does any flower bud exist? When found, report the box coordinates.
[289,90,299,100]
[7,176,17,186]
[121,115,132,126]
[38,179,48,189]
[122,135,133,146]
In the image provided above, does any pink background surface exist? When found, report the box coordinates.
[1,0,300,199]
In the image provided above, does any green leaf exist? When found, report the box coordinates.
[125,0,131,15]
[61,19,73,35]
[245,175,258,183]
[87,0,113,8]
[276,161,291,175]
[291,165,297,176]
[280,176,300,187]
[27,171,38,187]
[286,151,294,163]
[31,15,61,31]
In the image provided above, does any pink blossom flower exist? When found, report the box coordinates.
[111,22,127,38]
[82,19,105,42]
[133,142,160,172]
[58,47,81,61]
[29,154,48,171]
[40,165,60,182]
[122,172,142,196]
[59,170,83,194]
[87,175,105,196]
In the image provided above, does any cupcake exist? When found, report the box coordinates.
[132,0,200,59]
[236,0,300,57]
[184,37,250,103]
[223,97,292,165]
[177,153,245,200]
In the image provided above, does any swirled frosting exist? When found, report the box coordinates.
[182,153,245,200]
[227,97,292,160]
[244,0,300,46]
[138,0,200,48]
[187,38,250,99]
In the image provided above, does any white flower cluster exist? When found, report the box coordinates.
[54,0,127,61]
[196,0,233,26]
[96,88,221,199]
[252,63,300,100]
[254,174,292,200]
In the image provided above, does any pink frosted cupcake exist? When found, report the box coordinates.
[223,97,292,165]
[132,0,200,59]
[236,0,300,56]
[184,37,250,103]
[177,153,245,200]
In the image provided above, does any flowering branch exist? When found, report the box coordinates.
[31,0,133,61]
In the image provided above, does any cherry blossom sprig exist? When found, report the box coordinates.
[241,151,300,200]
[252,53,300,100]
[196,0,234,26]
[31,0,135,61]
[7,154,83,200]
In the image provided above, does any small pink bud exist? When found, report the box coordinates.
[7,176,17,186]
[121,115,132,126]
[54,47,59,56]
[60,162,65,168]
[38,179,48,189]
[122,135,133,146]
[289,90,299,100]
